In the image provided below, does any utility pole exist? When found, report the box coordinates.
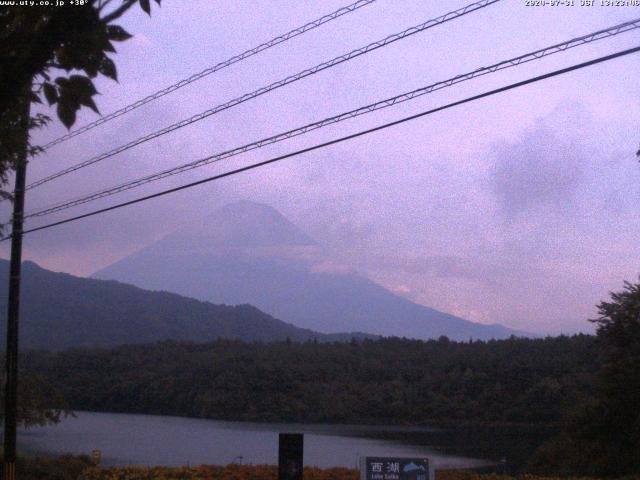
[3,91,31,480]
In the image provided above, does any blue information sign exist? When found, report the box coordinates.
[360,457,432,480]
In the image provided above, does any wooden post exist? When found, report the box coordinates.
[278,433,303,480]
[3,90,30,480]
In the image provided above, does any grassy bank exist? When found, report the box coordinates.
[5,455,93,480]
[8,456,637,480]
[78,465,631,480]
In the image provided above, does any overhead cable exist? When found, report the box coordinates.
[11,44,640,239]
[41,0,378,149]
[24,18,640,220]
[27,0,500,191]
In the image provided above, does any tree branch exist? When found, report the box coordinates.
[98,0,116,13]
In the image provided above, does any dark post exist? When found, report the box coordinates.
[278,433,303,480]
[3,92,30,480]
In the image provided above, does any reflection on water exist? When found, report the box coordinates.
[18,411,491,469]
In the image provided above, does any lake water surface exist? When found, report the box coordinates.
[18,411,492,469]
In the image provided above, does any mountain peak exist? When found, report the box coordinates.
[155,200,316,252]
[94,201,526,341]
[217,199,277,216]
[208,200,316,247]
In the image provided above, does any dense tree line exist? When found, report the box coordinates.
[529,281,640,477]
[23,335,597,426]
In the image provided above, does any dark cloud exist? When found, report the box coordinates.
[490,124,587,217]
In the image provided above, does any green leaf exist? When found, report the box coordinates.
[102,39,117,53]
[80,96,100,114]
[139,0,150,15]
[55,75,100,125]
[83,53,101,78]
[29,113,51,130]
[98,57,117,82]
[57,101,77,129]
[67,75,98,96]
[43,83,58,105]
[29,91,42,104]
[107,25,132,42]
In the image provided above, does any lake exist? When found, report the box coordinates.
[18,411,493,470]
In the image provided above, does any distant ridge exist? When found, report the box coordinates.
[94,201,528,341]
[0,259,373,351]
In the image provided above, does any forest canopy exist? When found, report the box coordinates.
[22,335,597,426]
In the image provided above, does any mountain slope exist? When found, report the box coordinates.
[94,200,526,341]
[0,260,360,350]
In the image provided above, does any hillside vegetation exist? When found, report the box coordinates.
[24,335,596,426]
[0,260,367,350]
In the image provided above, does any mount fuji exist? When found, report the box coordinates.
[93,200,525,341]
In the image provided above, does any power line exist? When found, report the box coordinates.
[24,17,640,220]
[41,0,378,150]
[26,0,500,191]
[11,44,640,240]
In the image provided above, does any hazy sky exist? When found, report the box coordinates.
[3,0,639,335]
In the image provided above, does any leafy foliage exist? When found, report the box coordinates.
[0,0,160,198]
[0,368,68,427]
[15,370,69,427]
[529,280,640,477]
[23,335,598,427]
